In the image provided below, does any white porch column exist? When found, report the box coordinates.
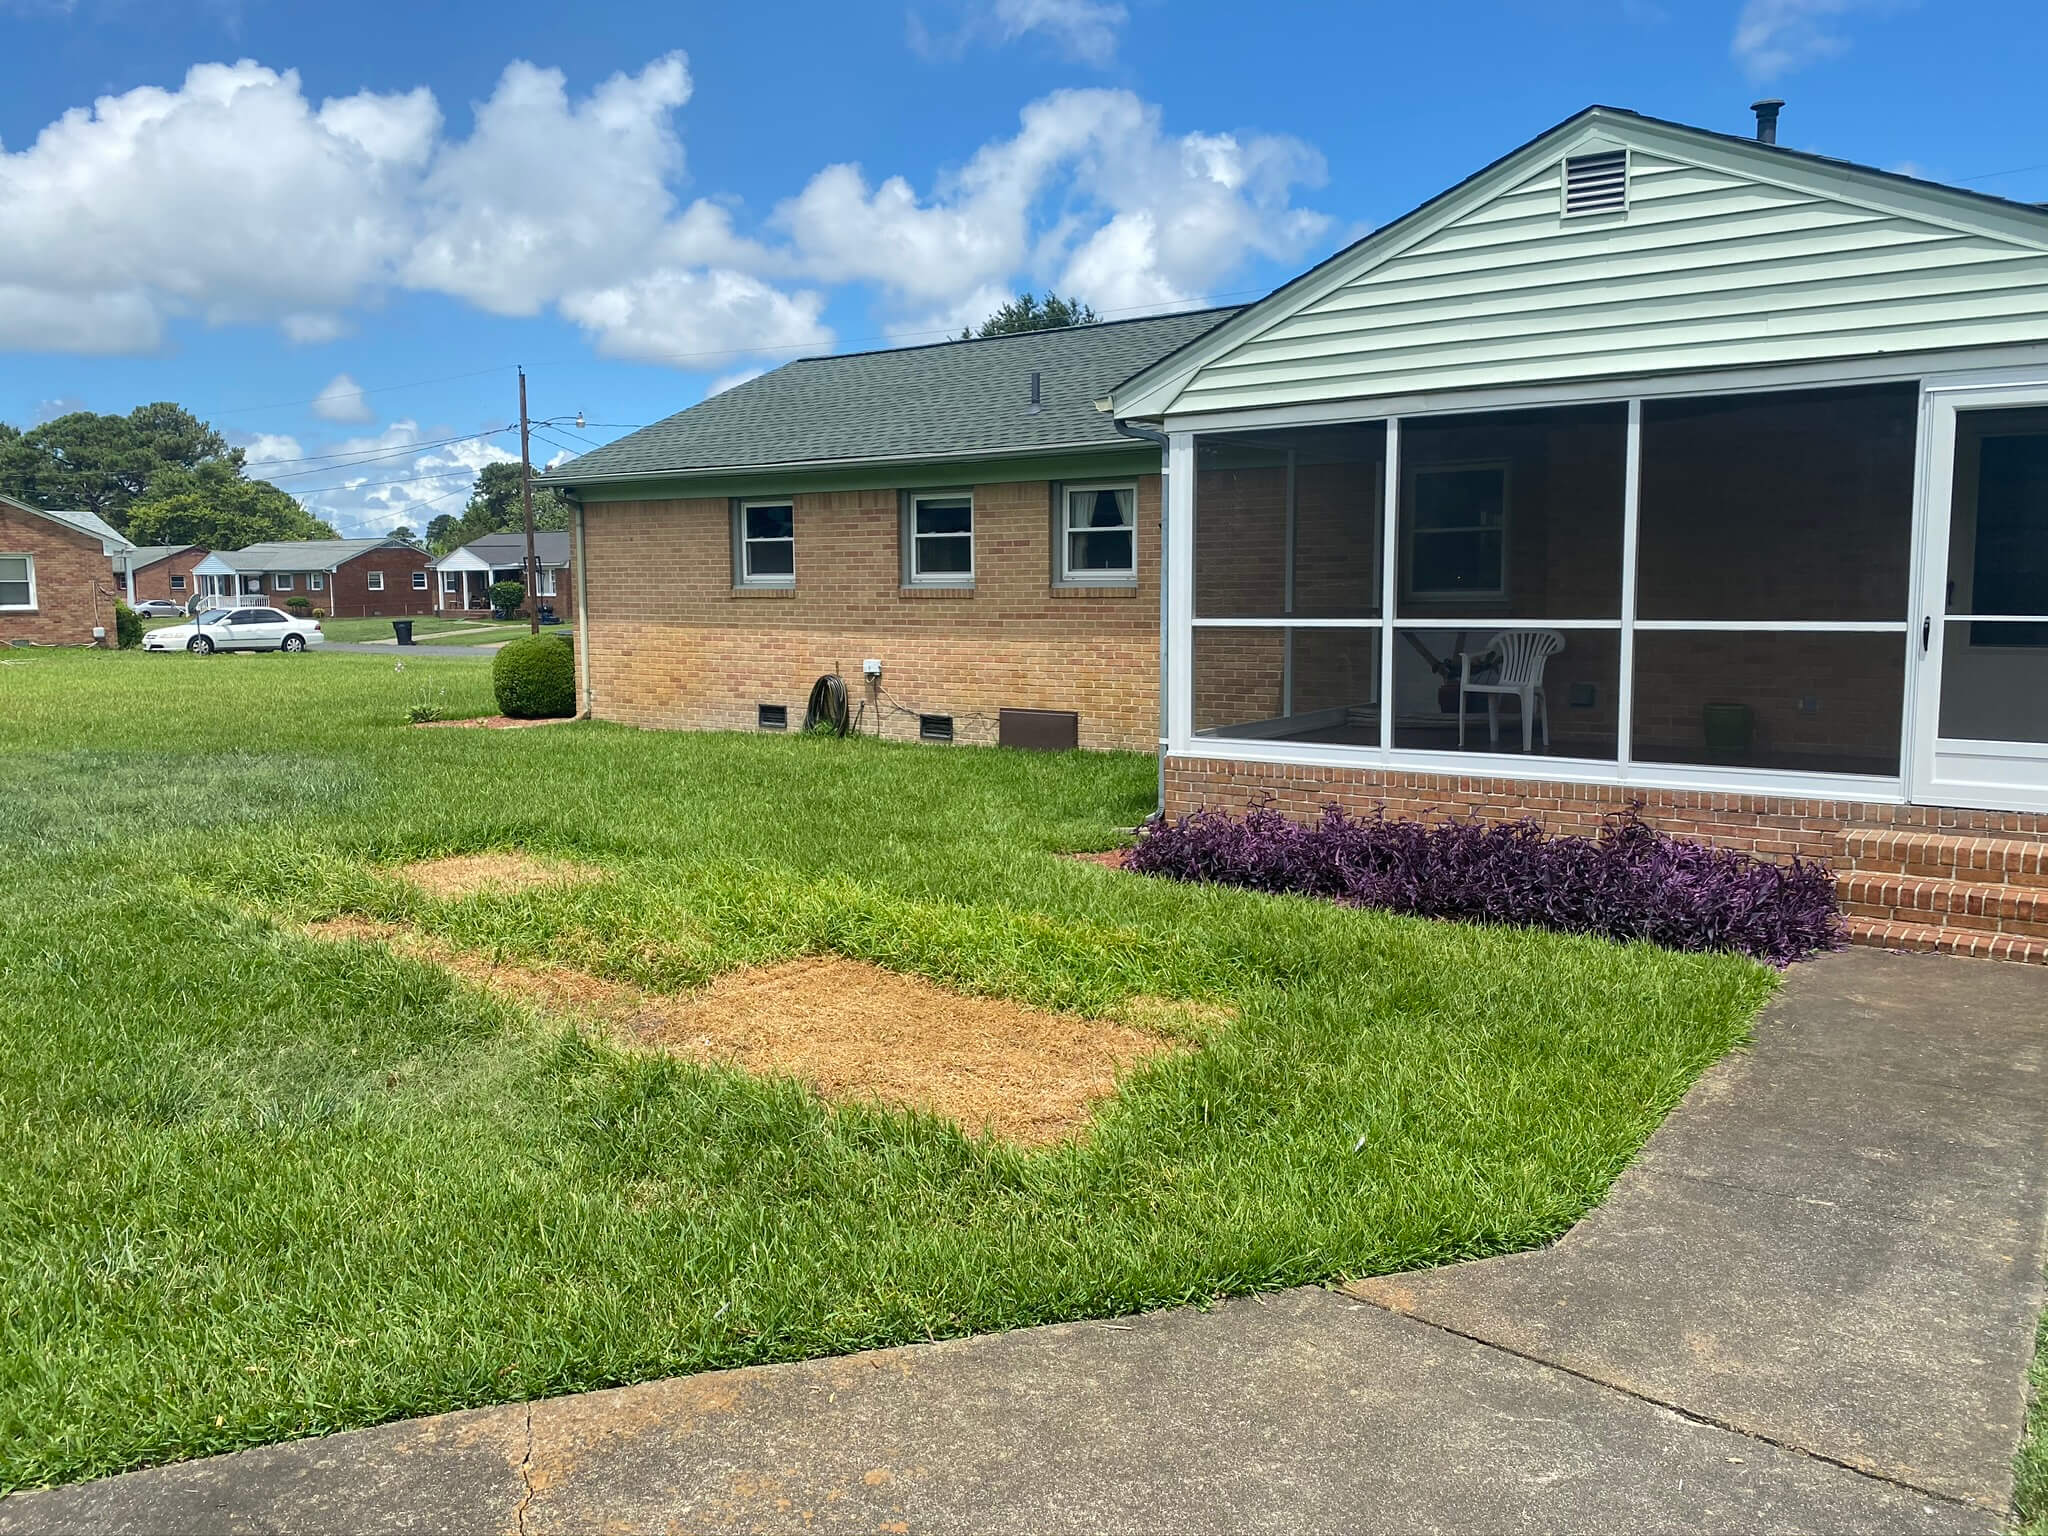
[1165,430,1196,757]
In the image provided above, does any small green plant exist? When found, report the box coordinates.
[491,632,575,718]
[488,580,526,617]
[284,596,313,616]
[402,676,448,724]
[112,602,142,650]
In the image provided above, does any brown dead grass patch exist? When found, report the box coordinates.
[394,852,605,901]
[300,920,1195,1146]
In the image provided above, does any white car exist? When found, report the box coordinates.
[143,606,325,655]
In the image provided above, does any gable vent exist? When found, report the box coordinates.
[1562,150,1628,216]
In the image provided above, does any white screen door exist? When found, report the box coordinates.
[1913,386,2048,812]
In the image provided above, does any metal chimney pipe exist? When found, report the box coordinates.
[1028,370,1042,414]
[1751,98,1784,145]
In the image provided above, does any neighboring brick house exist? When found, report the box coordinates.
[542,310,1230,751]
[0,493,130,646]
[431,530,576,622]
[189,539,434,618]
[119,544,207,606]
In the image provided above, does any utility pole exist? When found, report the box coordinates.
[518,365,539,635]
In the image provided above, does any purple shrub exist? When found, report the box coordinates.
[1126,801,1843,966]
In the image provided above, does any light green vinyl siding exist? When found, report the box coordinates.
[1156,134,2048,417]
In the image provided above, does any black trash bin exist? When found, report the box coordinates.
[392,620,415,646]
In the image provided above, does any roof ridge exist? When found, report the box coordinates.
[783,304,1245,368]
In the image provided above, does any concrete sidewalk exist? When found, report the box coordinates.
[5,949,2044,1535]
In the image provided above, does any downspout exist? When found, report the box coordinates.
[569,491,593,719]
[1113,417,1171,816]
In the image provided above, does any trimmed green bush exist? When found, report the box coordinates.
[491,632,575,718]
[113,602,142,650]
[284,596,313,616]
[488,580,526,617]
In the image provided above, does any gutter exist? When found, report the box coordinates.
[536,436,1144,490]
[570,492,593,719]
[1113,418,1172,818]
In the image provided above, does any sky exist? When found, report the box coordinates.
[2,0,2045,536]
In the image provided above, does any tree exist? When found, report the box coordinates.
[125,461,338,550]
[0,403,240,533]
[435,461,572,552]
[424,513,463,555]
[959,292,1100,340]
[388,525,418,546]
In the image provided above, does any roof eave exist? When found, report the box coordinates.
[540,435,1150,488]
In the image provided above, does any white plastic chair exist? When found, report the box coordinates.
[1459,630,1565,753]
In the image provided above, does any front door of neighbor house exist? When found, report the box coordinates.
[1913,384,2048,813]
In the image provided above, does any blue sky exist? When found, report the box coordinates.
[2,0,2044,534]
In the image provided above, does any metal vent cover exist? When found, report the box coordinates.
[1562,150,1628,216]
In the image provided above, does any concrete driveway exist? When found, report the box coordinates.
[5,948,2044,1535]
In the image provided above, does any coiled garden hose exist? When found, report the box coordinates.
[804,672,851,736]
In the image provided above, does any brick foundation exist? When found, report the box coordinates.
[1163,754,2048,963]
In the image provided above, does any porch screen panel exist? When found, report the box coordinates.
[1937,405,2048,744]
[1194,423,1383,619]
[1393,403,1625,760]
[1192,627,1381,744]
[1631,383,1916,778]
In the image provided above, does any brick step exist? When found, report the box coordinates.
[1836,872,2048,937]
[1843,915,2048,966]
[1838,830,2048,888]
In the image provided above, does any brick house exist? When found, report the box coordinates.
[0,492,131,646]
[542,310,1227,751]
[431,530,576,622]
[118,544,207,606]
[189,538,434,618]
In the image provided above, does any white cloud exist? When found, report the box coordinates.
[776,89,1328,319]
[310,372,375,424]
[560,268,832,365]
[1732,0,1890,82]
[910,0,1128,64]
[288,420,517,537]
[0,56,1328,373]
[237,431,304,467]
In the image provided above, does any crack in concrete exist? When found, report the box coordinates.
[513,1403,535,1536]
[1350,1296,2003,1520]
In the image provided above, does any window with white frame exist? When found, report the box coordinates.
[169,574,186,592]
[907,491,973,584]
[0,554,34,610]
[274,572,294,591]
[1403,462,1508,600]
[412,570,428,590]
[367,570,384,591]
[441,570,460,593]
[1060,483,1137,582]
[537,567,557,597]
[309,572,325,591]
[736,500,795,585]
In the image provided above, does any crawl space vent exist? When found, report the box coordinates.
[758,703,788,730]
[919,714,954,742]
[1562,150,1628,216]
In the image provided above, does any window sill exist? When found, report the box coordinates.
[731,584,796,599]
[899,585,974,599]
[1050,584,1138,598]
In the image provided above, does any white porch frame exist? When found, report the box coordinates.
[1163,347,2048,810]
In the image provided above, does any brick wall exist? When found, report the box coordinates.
[324,551,436,618]
[581,477,1161,750]
[127,549,208,605]
[0,504,117,645]
[1163,755,2048,858]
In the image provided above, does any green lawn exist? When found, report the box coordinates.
[2022,1298,2048,1534]
[0,650,1774,1491]
[314,616,539,644]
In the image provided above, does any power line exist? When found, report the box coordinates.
[205,365,515,419]
[257,429,516,483]
[244,426,515,472]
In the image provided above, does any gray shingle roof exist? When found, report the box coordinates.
[120,543,200,569]
[440,531,572,567]
[0,495,134,551]
[540,308,1239,485]
[201,538,410,572]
